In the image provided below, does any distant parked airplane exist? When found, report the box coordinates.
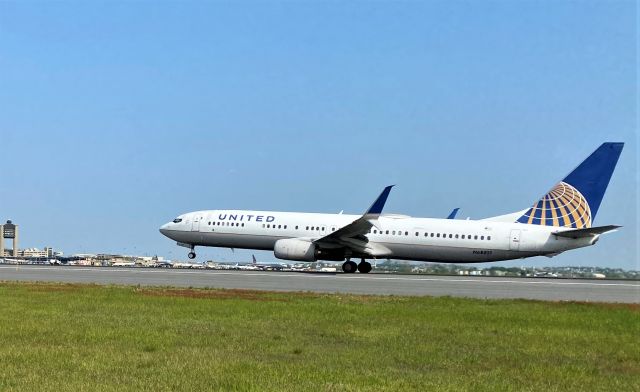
[161,143,623,273]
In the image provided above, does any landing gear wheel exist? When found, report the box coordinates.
[358,261,372,274]
[342,260,357,273]
[188,252,196,259]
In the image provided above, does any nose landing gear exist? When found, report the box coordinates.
[187,245,196,259]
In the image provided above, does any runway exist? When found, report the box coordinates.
[1,265,638,303]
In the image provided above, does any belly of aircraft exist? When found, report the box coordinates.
[382,243,538,263]
[172,231,281,251]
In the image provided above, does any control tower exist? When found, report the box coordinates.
[0,220,19,257]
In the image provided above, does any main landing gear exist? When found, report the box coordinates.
[341,258,372,274]
[358,260,372,274]
[342,260,357,273]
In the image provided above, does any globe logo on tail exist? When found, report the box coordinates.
[517,182,592,228]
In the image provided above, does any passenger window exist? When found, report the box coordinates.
[405,231,409,236]
[424,233,428,237]
[284,225,287,229]
[386,230,389,235]
[437,233,440,238]
[242,223,245,227]
[374,230,377,234]
[449,234,453,238]
[461,235,465,239]
[392,231,396,235]
[278,225,282,229]
[487,236,491,240]
[415,232,419,236]
[267,224,270,228]
[430,233,434,237]
[306,226,309,230]
[481,236,484,240]
[474,235,478,240]
[295,226,298,230]
[311,227,314,231]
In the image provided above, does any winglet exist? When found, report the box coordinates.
[365,185,394,215]
[447,208,460,219]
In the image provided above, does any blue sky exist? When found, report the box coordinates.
[0,1,637,269]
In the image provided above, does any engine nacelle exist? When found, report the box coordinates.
[274,239,317,261]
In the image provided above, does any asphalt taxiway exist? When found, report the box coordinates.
[0,265,638,303]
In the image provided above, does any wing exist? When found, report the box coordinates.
[313,186,394,257]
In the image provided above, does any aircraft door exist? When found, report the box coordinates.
[191,216,201,232]
[509,229,521,251]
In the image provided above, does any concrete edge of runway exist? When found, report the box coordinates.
[1,264,639,303]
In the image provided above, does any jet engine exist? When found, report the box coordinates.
[274,239,316,261]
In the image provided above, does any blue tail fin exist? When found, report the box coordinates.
[516,142,624,228]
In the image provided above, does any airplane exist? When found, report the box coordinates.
[249,254,288,271]
[160,143,624,274]
[249,254,267,270]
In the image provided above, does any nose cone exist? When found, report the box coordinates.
[159,223,171,237]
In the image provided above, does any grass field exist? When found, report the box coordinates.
[0,282,637,391]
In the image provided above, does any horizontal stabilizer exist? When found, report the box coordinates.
[552,225,621,239]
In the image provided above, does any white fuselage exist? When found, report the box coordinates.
[160,210,596,263]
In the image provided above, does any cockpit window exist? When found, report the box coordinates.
[173,218,183,223]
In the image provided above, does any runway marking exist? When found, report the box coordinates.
[1,265,638,288]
